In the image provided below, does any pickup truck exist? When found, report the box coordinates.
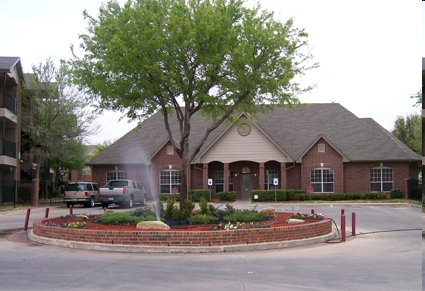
[98,179,147,209]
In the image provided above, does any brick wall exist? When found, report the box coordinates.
[344,162,410,195]
[33,218,332,247]
[301,138,344,192]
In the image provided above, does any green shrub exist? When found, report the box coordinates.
[376,192,387,199]
[187,214,218,224]
[199,197,209,214]
[131,207,156,217]
[165,196,177,217]
[224,210,267,223]
[182,199,195,218]
[188,189,210,202]
[390,189,403,199]
[286,190,304,200]
[251,190,287,202]
[218,191,237,201]
[96,212,155,225]
[224,203,236,214]
[366,192,377,200]
[329,193,347,201]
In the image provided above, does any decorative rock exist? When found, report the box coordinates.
[75,215,89,221]
[287,218,305,224]
[104,208,114,213]
[136,220,170,230]
[258,207,275,217]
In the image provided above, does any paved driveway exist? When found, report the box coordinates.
[0,203,422,291]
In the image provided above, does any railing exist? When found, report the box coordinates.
[0,90,16,114]
[0,179,16,204]
[0,138,16,159]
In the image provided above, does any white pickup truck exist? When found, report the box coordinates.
[98,179,147,209]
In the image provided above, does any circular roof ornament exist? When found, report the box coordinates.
[237,123,251,136]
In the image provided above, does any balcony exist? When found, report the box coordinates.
[0,138,16,159]
[0,90,16,114]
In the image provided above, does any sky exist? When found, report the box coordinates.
[1,0,421,145]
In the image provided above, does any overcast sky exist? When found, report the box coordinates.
[1,0,421,145]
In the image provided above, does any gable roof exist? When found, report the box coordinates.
[0,57,20,71]
[87,103,420,165]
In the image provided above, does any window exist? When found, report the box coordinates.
[311,169,334,193]
[370,168,393,192]
[106,171,127,183]
[215,170,224,193]
[265,170,278,190]
[167,146,174,155]
[318,143,325,153]
[81,167,91,176]
[160,170,181,194]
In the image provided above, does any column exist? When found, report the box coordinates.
[280,162,287,190]
[259,163,265,190]
[202,163,208,189]
[223,163,229,192]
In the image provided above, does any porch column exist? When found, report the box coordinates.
[259,163,265,190]
[202,163,209,189]
[223,163,229,192]
[280,163,287,190]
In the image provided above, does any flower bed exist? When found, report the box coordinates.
[32,213,332,247]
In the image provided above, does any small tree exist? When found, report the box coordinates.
[21,58,98,202]
[70,0,318,210]
[392,113,421,156]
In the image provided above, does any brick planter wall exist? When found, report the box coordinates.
[33,218,332,247]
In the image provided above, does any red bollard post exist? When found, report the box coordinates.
[341,214,346,242]
[352,212,356,236]
[24,208,31,231]
[45,207,50,218]
[70,205,73,216]
[311,209,314,214]
[341,209,345,215]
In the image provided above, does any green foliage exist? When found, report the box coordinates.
[199,197,209,215]
[390,189,403,199]
[188,189,210,202]
[224,210,267,223]
[224,204,236,215]
[165,196,177,218]
[251,190,287,202]
[21,58,98,179]
[131,207,156,218]
[410,90,422,108]
[218,191,237,201]
[391,113,422,156]
[182,199,195,218]
[187,214,218,225]
[96,211,155,225]
[70,0,318,207]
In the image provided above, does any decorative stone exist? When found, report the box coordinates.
[75,215,89,221]
[287,218,305,224]
[258,207,275,217]
[136,220,170,230]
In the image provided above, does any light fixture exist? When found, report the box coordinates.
[169,165,172,169]
[320,163,324,168]
[115,166,118,170]
[234,173,238,177]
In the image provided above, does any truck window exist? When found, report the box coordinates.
[108,181,129,187]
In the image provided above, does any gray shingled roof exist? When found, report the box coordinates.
[0,57,20,71]
[87,103,420,165]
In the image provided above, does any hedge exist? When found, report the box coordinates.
[390,189,403,199]
[250,190,388,202]
[188,189,211,202]
[218,191,237,201]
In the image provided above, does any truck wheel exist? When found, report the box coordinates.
[88,196,95,207]
[126,196,133,208]
[141,195,146,206]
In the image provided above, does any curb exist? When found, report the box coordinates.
[28,229,338,253]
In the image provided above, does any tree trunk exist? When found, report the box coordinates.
[179,158,189,211]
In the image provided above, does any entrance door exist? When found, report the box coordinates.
[241,174,252,199]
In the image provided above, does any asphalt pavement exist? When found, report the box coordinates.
[0,202,422,290]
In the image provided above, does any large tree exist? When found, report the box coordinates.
[70,0,317,209]
[392,113,421,156]
[22,58,98,199]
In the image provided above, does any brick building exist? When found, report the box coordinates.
[87,103,420,200]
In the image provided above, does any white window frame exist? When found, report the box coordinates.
[160,170,181,194]
[311,168,334,193]
[106,171,127,183]
[370,167,393,192]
